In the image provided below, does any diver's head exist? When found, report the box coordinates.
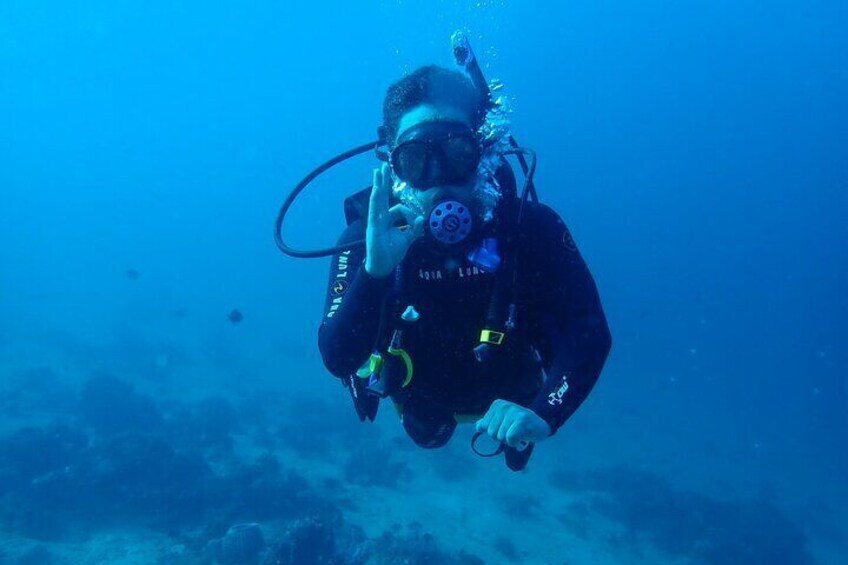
[382,65,487,154]
[381,66,495,247]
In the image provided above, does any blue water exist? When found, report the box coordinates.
[1,1,846,563]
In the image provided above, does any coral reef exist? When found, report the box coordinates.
[549,467,813,564]
[167,395,241,452]
[0,367,75,418]
[343,443,411,489]
[217,523,266,565]
[79,374,163,436]
[370,522,484,565]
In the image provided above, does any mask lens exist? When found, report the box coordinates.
[391,123,481,189]
[392,142,431,187]
[441,136,480,183]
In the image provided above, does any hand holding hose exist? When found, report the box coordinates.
[364,164,425,278]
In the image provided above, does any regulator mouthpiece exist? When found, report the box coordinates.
[428,200,473,245]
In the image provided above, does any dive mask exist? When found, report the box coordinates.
[385,121,482,190]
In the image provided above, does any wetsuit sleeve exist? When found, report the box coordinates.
[526,206,612,435]
[317,219,392,378]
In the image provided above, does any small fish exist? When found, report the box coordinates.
[227,309,244,324]
[125,269,140,280]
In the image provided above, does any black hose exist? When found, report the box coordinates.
[500,147,537,227]
[273,141,378,258]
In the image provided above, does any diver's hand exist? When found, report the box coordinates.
[476,400,552,447]
[365,163,425,278]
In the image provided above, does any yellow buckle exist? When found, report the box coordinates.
[479,329,505,345]
[387,346,414,388]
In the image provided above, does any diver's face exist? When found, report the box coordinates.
[392,103,477,210]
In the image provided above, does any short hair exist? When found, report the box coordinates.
[382,65,488,145]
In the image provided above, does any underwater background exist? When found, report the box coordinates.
[1,1,846,563]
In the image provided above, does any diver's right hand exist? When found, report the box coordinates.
[365,163,425,278]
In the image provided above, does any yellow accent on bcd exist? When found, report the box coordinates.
[387,346,414,387]
[479,329,505,345]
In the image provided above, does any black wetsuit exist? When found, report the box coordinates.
[318,201,611,448]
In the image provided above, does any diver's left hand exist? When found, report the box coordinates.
[476,400,552,447]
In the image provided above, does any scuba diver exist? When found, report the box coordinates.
[275,34,611,471]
